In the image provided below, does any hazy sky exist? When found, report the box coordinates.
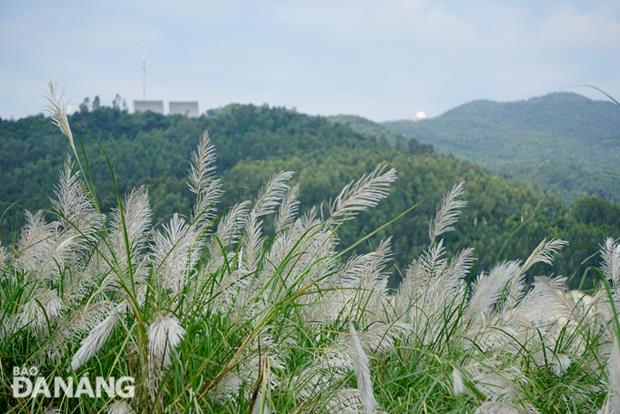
[1,0,619,121]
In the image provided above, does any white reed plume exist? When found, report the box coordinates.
[71,302,127,371]
[419,238,448,279]
[500,261,529,312]
[530,276,575,323]
[501,240,566,314]
[548,353,572,376]
[210,372,242,403]
[428,181,466,241]
[151,213,202,293]
[250,355,274,414]
[601,238,620,285]
[148,312,185,369]
[211,201,250,250]
[242,210,264,274]
[339,239,392,322]
[467,358,523,402]
[358,321,411,353]
[188,131,218,195]
[107,400,134,414]
[292,346,352,401]
[341,238,392,293]
[0,242,7,273]
[15,210,59,277]
[45,300,113,361]
[521,239,568,274]
[109,186,152,263]
[43,406,61,414]
[330,164,397,223]
[475,401,520,414]
[205,201,250,275]
[254,170,294,217]
[466,262,520,320]
[237,171,293,275]
[99,187,152,291]
[188,131,223,223]
[452,368,466,395]
[44,82,76,155]
[16,289,63,334]
[274,184,300,233]
[53,160,102,237]
[147,312,185,397]
[445,247,476,288]
[603,337,620,414]
[394,240,449,319]
[349,322,377,414]
[419,247,474,314]
[262,207,337,309]
[325,388,364,412]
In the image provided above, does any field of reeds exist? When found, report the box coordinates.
[0,86,619,413]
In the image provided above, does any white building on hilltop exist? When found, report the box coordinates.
[169,101,199,117]
[134,100,164,114]
[132,100,199,117]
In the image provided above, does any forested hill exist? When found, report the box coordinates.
[1,104,619,284]
[327,114,433,154]
[382,92,620,202]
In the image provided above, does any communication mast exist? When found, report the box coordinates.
[133,40,199,117]
[141,55,147,100]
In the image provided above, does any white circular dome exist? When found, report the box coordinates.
[415,111,427,121]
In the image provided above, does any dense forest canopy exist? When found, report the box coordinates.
[382,92,620,202]
[1,102,619,285]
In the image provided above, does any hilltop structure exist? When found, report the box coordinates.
[169,101,199,117]
[133,100,199,117]
[134,56,199,117]
[134,100,164,114]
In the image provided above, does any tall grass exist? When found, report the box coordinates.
[0,87,619,413]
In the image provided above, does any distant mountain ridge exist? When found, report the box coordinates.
[439,92,620,138]
[378,92,620,201]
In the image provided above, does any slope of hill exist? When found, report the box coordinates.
[1,104,619,283]
[383,92,620,201]
[327,114,434,154]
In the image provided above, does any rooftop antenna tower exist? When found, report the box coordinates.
[141,55,147,100]
[140,33,147,100]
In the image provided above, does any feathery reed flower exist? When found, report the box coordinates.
[349,322,377,414]
[44,82,76,156]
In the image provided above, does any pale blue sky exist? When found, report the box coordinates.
[1,0,619,120]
